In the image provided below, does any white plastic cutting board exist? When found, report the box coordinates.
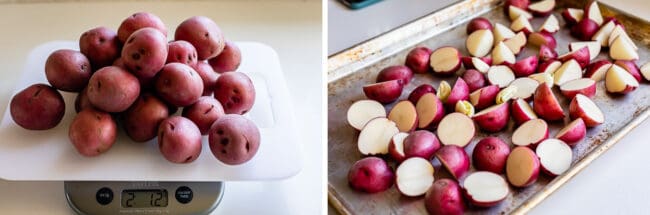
[0,41,302,181]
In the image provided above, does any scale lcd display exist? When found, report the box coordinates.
[121,189,168,208]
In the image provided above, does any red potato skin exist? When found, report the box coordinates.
[584,60,612,79]
[615,60,642,82]
[79,27,121,68]
[471,85,499,110]
[461,56,492,70]
[445,78,470,108]
[561,8,581,26]
[388,136,407,162]
[504,0,529,11]
[408,84,436,104]
[182,96,225,135]
[194,61,220,96]
[538,60,560,73]
[121,28,168,81]
[466,17,493,34]
[417,93,446,130]
[117,12,167,43]
[472,137,511,174]
[10,84,65,130]
[347,157,394,193]
[560,46,590,68]
[571,18,599,41]
[405,47,433,74]
[208,114,261,165]
[175,16,226,60]
[529,32,557,49]
[569,97,603,127]
[363,80,403,104]
[462,69,486,92]
[473,102,510,132]
[166,40,198,67]
[557,118,587,147]
[87,66,140,113]
[74,87,94,113]
[539,45,558,62]
[436,145,470,180]
[560,81,597,99]
[158,116,202,164]
[425,179,465,215]
[506,146,540,187]
[214,72,256,114]
[376,65,414,86]
[122,93,169,142]
[44,49,92,92]
[208,41,242,73]
[68,109,117,157]
[511,56,539,77]
[533,84,565,121]
[402,130,441,160]
[511,99,536,125]
[155,63,204,107]
[112,57,126,69]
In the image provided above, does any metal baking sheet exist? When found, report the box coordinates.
[327,0,650,214]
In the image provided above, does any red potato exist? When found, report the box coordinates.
[506,146,540,187]
[605,64,639,94]
[487,65,515,88]
[376,65,413,86]
[539,44,558,62]
[469,85,499,110]
[68,109,117,157]
[347,157,394,193]
[437,113,475,147]
[424,179,465,215]
[208,41,242,73]
[182,96,225,135]
[592,19,617,47]
[408,84,435,104]
[363,80,403,104]
[194,61,219,96]
[472,102,510,132]
[510,55,538,77]
[610,36,639,61]
[529,0,556,17]
[528,32,557,49]
[536,139,573,176]
[158,116,202,164]
[571,18,599,41]
[492,42,516,65]
[445,78,470,108]
[533,83,565,121]
[504,0,529,11]
[615,60,642,82]
[569,94,604,127]
[510,16,533,35]
[585,0,604,25]
[511,98,537,125]
[405,47,432,74]
[175,16,226,60]
[74,87,94,113]
[555,118,587,146]
[562,8,584,26]
[208,114,261,165]
[462,69,486,92]
[44,49,92,92]
[569,41,600,61]
[493,23,516,43]
[509,77,539,100]
[560,78,597,99]
[214,71,256,114]
[155,63,204,107]
[166,40,198,67]
[584,59,612,81]
[117,12,167,43]
[430,46,461,76]
[358,117,399,155]
[504,31,527,55]
[388,100,418,132]
[436,145,470,180]
[558,47,590,69]
[395,157,435,197]
[79,26,121,68]
[415,93,445,129]
[122,93,170,142]
[512,119,549,147]
[641,62,650,82]
[466,17,493,34]
[87,66,140,112]
[466,29,494,57]
[537,60,561,74]
[462,171,510,207]
[461,56,492,72]
[472,137,510,174]
[10,84,65,130]
[399,130,441,160]
[347,100,387,130]
[508,6,533,21]
[388,132,409,162]
[121,28,168,82]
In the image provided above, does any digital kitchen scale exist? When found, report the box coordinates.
[65,181,224,215]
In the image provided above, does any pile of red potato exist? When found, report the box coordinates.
[9,12,261,165]
[346,0,649,214]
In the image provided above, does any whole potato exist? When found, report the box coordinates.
[347,157,394,193]
[121,27,168,81]
[208,41,241,73]
[79,27,121,68]
[175,16,225,60]
[87,66,140,112]
[122,93,169,142]
[68,108,117,157]
[45,49,92,92]
[74,87,94,113]
[10,84,65,130]
[208,114,260,165]
[193,61,219,96]
[155,63,204,107]
[213,72,255,114]
[158,116,202,163]
[117,12,167,43]
[166,40,198,67]
[182,96,225,135]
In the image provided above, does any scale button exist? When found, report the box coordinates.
[175,186,193,204]
[96,187,113,205]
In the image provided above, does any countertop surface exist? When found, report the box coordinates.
[0,1,322,214]
[328,0,650,214]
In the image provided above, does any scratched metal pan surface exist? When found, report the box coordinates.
[328,0,650,214]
